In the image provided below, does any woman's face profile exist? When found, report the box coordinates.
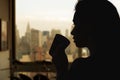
[71,12,89,48]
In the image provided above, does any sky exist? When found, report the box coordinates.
[16,0,120,37]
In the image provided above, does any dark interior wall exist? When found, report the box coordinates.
[0,0,9,21]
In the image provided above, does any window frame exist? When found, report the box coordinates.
[0,19,1,50]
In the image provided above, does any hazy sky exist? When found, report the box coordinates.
[16,0,120,37]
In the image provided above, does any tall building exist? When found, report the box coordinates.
[39,31,42,47]
[25,22,31,47]
[31,29,39,51]
[42,31,50,46]
[50,29,61,38]
[42,31,49,37]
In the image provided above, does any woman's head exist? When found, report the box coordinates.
[71,0,97,47]
[71,0,119,48]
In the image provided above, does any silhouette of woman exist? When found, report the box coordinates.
[50,0,120,80]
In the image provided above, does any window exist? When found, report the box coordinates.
[14,0,79,79]
[0,19,8,51]
[15,0,78,63]
[13,0,120,79]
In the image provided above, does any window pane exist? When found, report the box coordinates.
[1,20,8,51]
[15,0,92,79]
[15,0,79,62]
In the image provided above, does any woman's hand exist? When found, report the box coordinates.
[52,43,69,80]
[49,34,70,72]
[49,34,70,80]
[52,43,68,72]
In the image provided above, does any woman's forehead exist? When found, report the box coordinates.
[73,12,87,25]
[73,11,81,24]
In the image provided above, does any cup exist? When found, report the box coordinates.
[49,34,70,56]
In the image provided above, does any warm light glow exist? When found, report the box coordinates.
[81,47,90,58]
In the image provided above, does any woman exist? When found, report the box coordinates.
[51,0,120,80]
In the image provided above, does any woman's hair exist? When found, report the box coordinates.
[73,0,120,43]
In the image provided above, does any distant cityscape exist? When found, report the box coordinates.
[15,21,89,80]
[15,22,81,62]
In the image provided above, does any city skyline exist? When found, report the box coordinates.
[16,0,120,37]
[16,0,77,37]
[15,24,78,62]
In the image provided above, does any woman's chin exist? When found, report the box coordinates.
[75,43,82,47]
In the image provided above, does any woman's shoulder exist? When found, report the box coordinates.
[71,57,92,67]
